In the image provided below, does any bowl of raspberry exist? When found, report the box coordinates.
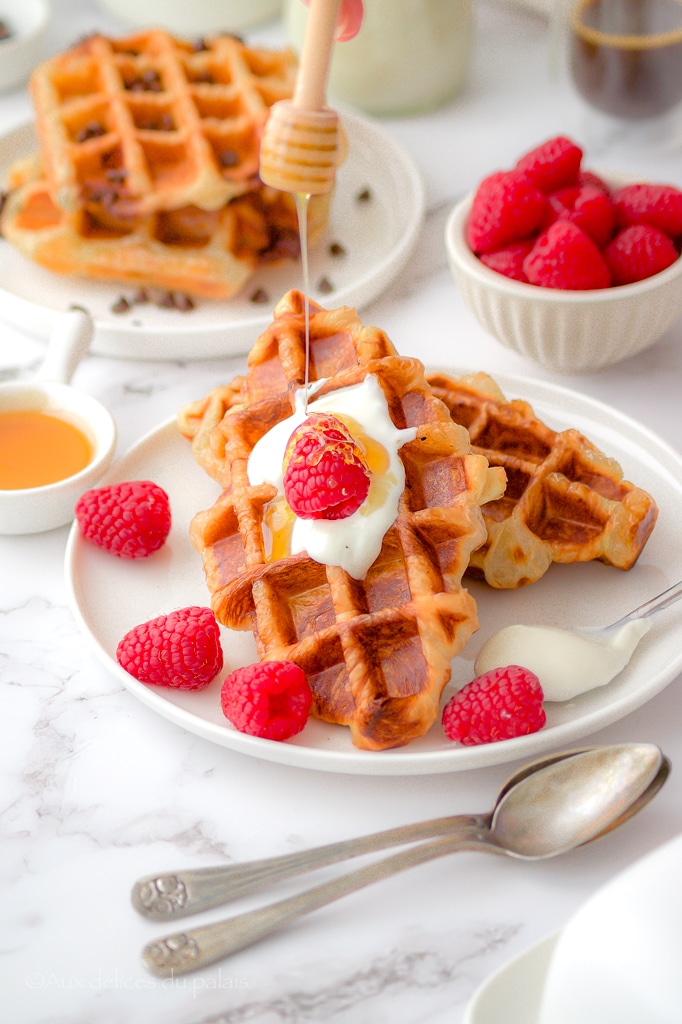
[445,135,682,373]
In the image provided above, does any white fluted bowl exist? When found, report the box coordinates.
[445,173,682,374]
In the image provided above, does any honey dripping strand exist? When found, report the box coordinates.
[296,192,312,413]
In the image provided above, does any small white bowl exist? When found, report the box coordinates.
[445,172,682,374]
[0,310,117,535]
[0,0,50,93]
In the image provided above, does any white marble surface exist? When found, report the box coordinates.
[1,3,681,1022]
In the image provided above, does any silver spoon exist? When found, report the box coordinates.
[140,742,668,977]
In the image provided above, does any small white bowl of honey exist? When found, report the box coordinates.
[0,309,117,535]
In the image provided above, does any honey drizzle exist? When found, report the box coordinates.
[295,192,312,413]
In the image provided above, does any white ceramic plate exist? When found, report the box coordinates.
[0,114,424,360]
[64,373,682,775]
[464,832,682,1024]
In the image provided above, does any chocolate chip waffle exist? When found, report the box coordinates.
[0,171,330,299]
[187,292,505,750]
[28,29,298,219]
[427,371,658,589]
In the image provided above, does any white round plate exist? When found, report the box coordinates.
[463,933,559,1024]
[464,832,682,1024]
[0,113,424,360]
[65,372,682,775]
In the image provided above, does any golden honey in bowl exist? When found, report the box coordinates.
[0,409,94,490]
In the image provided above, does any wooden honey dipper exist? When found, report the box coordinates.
[260,0,346,196]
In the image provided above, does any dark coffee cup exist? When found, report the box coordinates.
[570,0,682,120]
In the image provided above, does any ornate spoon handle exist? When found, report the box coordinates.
[142,832,490,977]
[132,814,484,921]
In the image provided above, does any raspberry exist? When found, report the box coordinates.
[442,665,545,746]
[116,606,223,690]
[283,412,370,520]
[466,170,548,254]
[479,239,533,282]
[75,479,171,558]
[523,221,612,290]
[515,135,583,194]
[546,184,616,247]
[221,661,312,741]
[578,169,610,193]
[612,183,682,237]
[603,224,679,286]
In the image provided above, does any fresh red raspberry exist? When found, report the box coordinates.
[603,224,679,286]
[545,184,616,247]
[442,665,546,746]
[479,239,534,282]
[221,661,312,741]
[466,170,548,255]
[523,221,612,290]
[116,606,223,690]
[283,412,370,520]
[75,480,171,558]
[578,169,610,193]
[612,183,682,237]
[514,135,583,194]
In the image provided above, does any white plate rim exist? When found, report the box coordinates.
[0,112,425,360]
[64,370,682,776]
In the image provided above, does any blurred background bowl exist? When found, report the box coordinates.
[0,0,49,93]
[445,172,682,374]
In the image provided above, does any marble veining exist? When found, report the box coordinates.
[2,2,682,1023]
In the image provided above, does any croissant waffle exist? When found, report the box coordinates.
[427,371,658,589]
[0,171,330,299]
[28,29,298,218]
[187,291,505,750]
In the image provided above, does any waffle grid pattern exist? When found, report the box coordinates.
[188,293,501,750]
[30,31,298,217]
[427,371,658,588]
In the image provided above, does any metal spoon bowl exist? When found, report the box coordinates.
[138,742,668,977]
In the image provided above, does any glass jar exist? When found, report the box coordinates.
[284,0,475,116]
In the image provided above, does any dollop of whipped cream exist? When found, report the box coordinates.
[248,375,416,579]
[474,619,652,701]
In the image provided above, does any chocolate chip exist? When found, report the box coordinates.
[356,187,372,202]
[250,288,269,304]
[329,241,346,257]
[125,69,163,92]
[76,121,106,143]
[317,276,334,294]
[172,292,195,312]
[0,20,12,41]
[105,169,127,183]
[219,150,239,168]
[133,287,150,304]
[111,296,131,314]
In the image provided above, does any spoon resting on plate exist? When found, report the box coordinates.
[475,579,682,702]
[138,742,668,976]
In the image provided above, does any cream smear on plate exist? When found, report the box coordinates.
[474,619,652,702]
[247,375,416,579]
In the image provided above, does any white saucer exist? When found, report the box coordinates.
[465,833,682,1024]
[0,112,425,360]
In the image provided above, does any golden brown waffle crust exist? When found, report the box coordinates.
[185,292,505,751]
[0,31,334,299]
[427,370,658,588]
[29,30,298,217]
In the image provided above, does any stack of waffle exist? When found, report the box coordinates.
[0,30,330,299]
[179,299,658,749]
[183,291,505,751]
